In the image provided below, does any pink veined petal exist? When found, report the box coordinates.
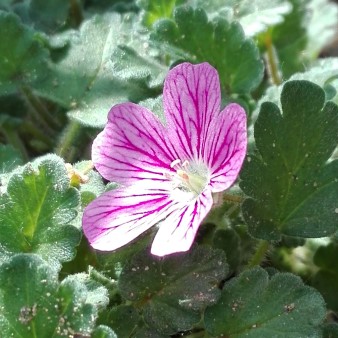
[150,189,213,256]
[163,62,221,160]
[82,181,177,251]
[92,102,178,185]
[205,103,247,192]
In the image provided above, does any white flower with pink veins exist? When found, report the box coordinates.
[82,62,247,256]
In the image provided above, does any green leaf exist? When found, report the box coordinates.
[36,13,167,128]
[253,57,338,123]
[139,95,165,124]
[28,0,69,33]
[268,0,338,78]
[223,0,292,37]
[204,267,326,337]
[134,328,168,337]
[312,242,338,311]
[0,254,104,337]
[289,58,338,104]
[137,0,186,27]
[305,0,338,58]
[91,325,117,338]
[0,254,59,337]
[313,242,338,271]
[212,228,241,273]
[0,11,50,95]
[152,6,264,94]
[63,272,110,310]
[0,144,23,175]
[0,155,81,270]
[323,323,338,338]
[270,0,308,77]
[107,305,141,337]
[241,81,338,240]
[118,246,228,335]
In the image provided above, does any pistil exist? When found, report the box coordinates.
[165,159,209,196]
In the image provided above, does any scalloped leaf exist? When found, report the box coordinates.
[152,6,264,94]
[241,81,338,240]
[0,155,81,269]
[118,246,228,335]
[0,254,109,337]
[252,58,338,124]
[204,267,326,337]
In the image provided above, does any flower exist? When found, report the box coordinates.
[82,62,247,256]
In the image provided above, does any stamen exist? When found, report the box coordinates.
[165,158,209,197]
[163,172,174,180]
[170,159,181,168]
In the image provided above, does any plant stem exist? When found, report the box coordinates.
[223,193,244,203]
[21,121,54,148]
[246,240,270,269]
[264,33,282,85]
[55,120,83,162]
[20,86,59,132]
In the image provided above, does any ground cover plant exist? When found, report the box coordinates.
[0,0,338,337]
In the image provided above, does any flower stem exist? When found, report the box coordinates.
[55,120,83,162]
[246,240,270,269]
[264,33,282,85]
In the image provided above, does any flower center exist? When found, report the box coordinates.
[164,159,209,196]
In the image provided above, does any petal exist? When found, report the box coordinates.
[82,181,177,251]
[93,102,178,185]
[163,62,221,160]
[150,189,213,256]
[205,103,247,192]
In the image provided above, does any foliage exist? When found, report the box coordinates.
[0,0,338,337]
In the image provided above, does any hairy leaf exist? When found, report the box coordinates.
[0,155,81,269]
[0,254,106,337]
